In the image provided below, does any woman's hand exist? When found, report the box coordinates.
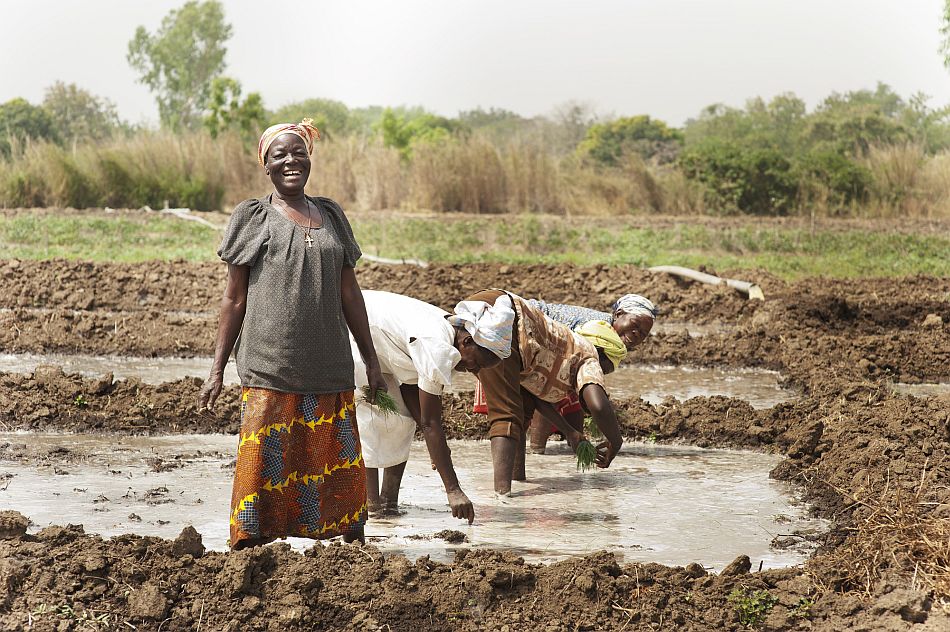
[446,487,475,524]
[565,429,585,452]
[365,364,387,403]
[197,372,224,411]
[596,440,620,468]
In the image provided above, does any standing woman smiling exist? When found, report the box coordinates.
[198,118,386,550]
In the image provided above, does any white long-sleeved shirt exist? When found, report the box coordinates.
[359,290,461,395]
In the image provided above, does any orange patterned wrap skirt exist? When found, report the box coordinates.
[229,387,367,549]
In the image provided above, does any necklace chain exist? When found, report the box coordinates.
[277,196,315,247]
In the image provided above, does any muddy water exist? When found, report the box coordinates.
[651,321,735,338]
[450,365,793,409]
[605,365,793,409]
[0,353,239,385]
[0,433,825,571]
[891,382,950,399]
[0,353,793,408]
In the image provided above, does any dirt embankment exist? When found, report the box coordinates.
[1,260,948,390]
[6,522,925,632]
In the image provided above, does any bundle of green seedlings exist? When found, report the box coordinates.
[360,386,399,415]
[575,440,598,472]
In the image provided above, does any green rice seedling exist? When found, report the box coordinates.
[361,386,398,415]
[576,440,597,472]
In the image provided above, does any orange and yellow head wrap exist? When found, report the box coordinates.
[257,118,321,167]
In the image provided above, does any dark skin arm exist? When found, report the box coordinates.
[533,398,585,450]
[404,388,475,523]
[580,383,623,468]
[340,266,386,398]
[198,263,249,410]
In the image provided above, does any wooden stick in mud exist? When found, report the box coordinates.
[647,265,765,300]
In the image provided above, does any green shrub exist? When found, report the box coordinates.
[578,115,682,165]
[679,140,797,214]
[794,150,872,208]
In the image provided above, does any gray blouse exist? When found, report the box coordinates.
[218,195,362,394]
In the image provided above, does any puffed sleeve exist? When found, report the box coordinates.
[319,197,362,268]
[217,199,269,267]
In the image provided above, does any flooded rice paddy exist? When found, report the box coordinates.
[0,352,796,408]
[0,433,825,571]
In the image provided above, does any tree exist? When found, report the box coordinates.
[127,0,232,131]
[270,98,352,138]
[0,98,58,157]
[941,0,950,70]
[203,77,265,140]
[42,82,121,144]
[377,108,459,158]
[578,115,682,165]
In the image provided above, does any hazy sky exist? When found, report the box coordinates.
[3,0,950,126]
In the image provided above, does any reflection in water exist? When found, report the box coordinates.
[651,321,735,338]
[452,364,794,409]
[891,382,950,399]
[0,433,826,571]
[0,353,238,385]
[0,350,794,409]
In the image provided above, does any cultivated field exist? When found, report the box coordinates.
[0,208,947,630]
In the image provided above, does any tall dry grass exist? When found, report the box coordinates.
[4,131,949,217]
[0,132,266,211]
[861,143,950,218]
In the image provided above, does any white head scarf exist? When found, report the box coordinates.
[612,294,658,320]
[447,295,515,359]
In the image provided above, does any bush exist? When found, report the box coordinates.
[794,150,871,208]
[0,98,59,157]
[578,115,682,166]
[679,140,797,214]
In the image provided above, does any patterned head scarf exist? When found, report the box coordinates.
[612,294,658,321]
[448,295,515,359]
[577,320,627,370]
[258,118,321,167]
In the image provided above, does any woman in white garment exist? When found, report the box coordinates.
[350,290,511,524]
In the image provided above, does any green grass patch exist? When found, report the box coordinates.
[353,217,950,279]
[728,587,779,628]
[0,214,219,262]
[1,212,947,279]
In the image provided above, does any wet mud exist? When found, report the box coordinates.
[1,260,947,390]
[0,436,825,568]
[0,258,948,629]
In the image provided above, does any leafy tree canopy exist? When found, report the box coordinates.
[269,98,352,138]
[578,115,682,165]
[127,0,232,131]
[0,98,58,157]
[377,108,461,158]
[203,77,265,141]
[42,82,122,143]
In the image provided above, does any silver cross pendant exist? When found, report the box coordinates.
[305,233,314,248]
